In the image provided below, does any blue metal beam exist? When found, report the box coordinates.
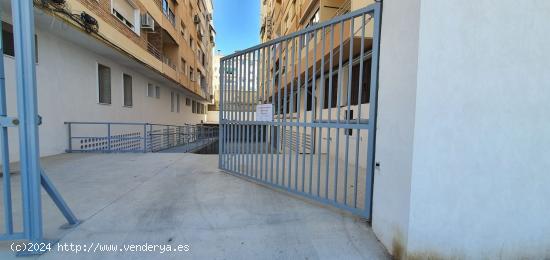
[12,0,43,243]
[40,170,80,227]
[8,1,79,253]
[0,13,15,236]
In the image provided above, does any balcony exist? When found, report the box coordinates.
[144,22,179,82]
[154,0,177,27]
[147,42,162,60]
[163,56,177,70]
[335,0,352,16]
[164,8,176,27]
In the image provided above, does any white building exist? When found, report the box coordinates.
[0,0,213,161]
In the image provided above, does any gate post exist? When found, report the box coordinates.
[0,15,14,236]
[7,2,79,252]
[11,0,44,244]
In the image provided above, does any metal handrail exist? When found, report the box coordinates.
[65,122,218,153]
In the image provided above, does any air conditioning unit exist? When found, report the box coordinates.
[194,15,200,24]
[141,13,155,30]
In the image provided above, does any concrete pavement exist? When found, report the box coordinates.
[0,153,389,259]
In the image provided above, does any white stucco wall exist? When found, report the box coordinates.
[206,110,219,122]
[405,0,550,258]
[371,0,421,257]
[1,18,207,161]
[373,0,550,258]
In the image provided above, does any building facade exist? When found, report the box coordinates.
[206,50,221,122]
[260,0,371,42]
[257,0,375,167]
[0,0,215,160]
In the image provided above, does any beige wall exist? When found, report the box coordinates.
[47,0,216,100]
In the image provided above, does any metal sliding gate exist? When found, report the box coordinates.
[219,3,381,218]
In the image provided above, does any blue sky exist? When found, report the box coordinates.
[213,0,260,56]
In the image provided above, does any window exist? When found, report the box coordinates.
[2,22,15,57]
[162,0,169,14]
[97,64,111,104]
[162,0,175,26]
[180,21,186,38]
[176,93,181,112]
[192,100,196,113]
[147,83,155,97]
[123,73,133,107]
[170,91,175,112]
[185,97,191,106]
[181,58,186,74]
[189,67,194,81]
[2,21,39,62]
[302,9,320,48]
[111,0,139,34]
[155,86,161,98]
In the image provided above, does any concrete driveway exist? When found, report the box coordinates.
[0,153,389,259]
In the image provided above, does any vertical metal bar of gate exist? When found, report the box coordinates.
[219,3,382,218]
[12,0,44,242]
[0,13,15,237]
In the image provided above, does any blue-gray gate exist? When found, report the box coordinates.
[219,3,381,219]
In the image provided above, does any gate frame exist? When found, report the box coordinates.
[0,1,80,255]
[219,2,381,219]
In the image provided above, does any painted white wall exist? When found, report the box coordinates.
[2,20,207,162]
[206,110,219,122]
[405,0,550,258]
[370,0,421,257]
[373,0,550,258]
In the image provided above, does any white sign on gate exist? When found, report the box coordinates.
[256,104,273,122]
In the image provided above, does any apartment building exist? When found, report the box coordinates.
[206,51,221,122]
[257,0,374,165]
[0,0,215,160]
[260,0,367,42]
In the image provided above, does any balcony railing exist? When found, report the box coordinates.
[162,56,177,70]
[65,122,218,153]
[154,0,176,27]
[147,42,162,60]
[165,9,176,27]
[335,0,352,17]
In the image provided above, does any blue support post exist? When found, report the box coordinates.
[66,122,72,152]
[9,1,80,254]
[149,124,153,152]
[143,123,147,153]
[107,123,112,152]
[12,0,43,244]
[40,170,80,227]
[0,15,14,236]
